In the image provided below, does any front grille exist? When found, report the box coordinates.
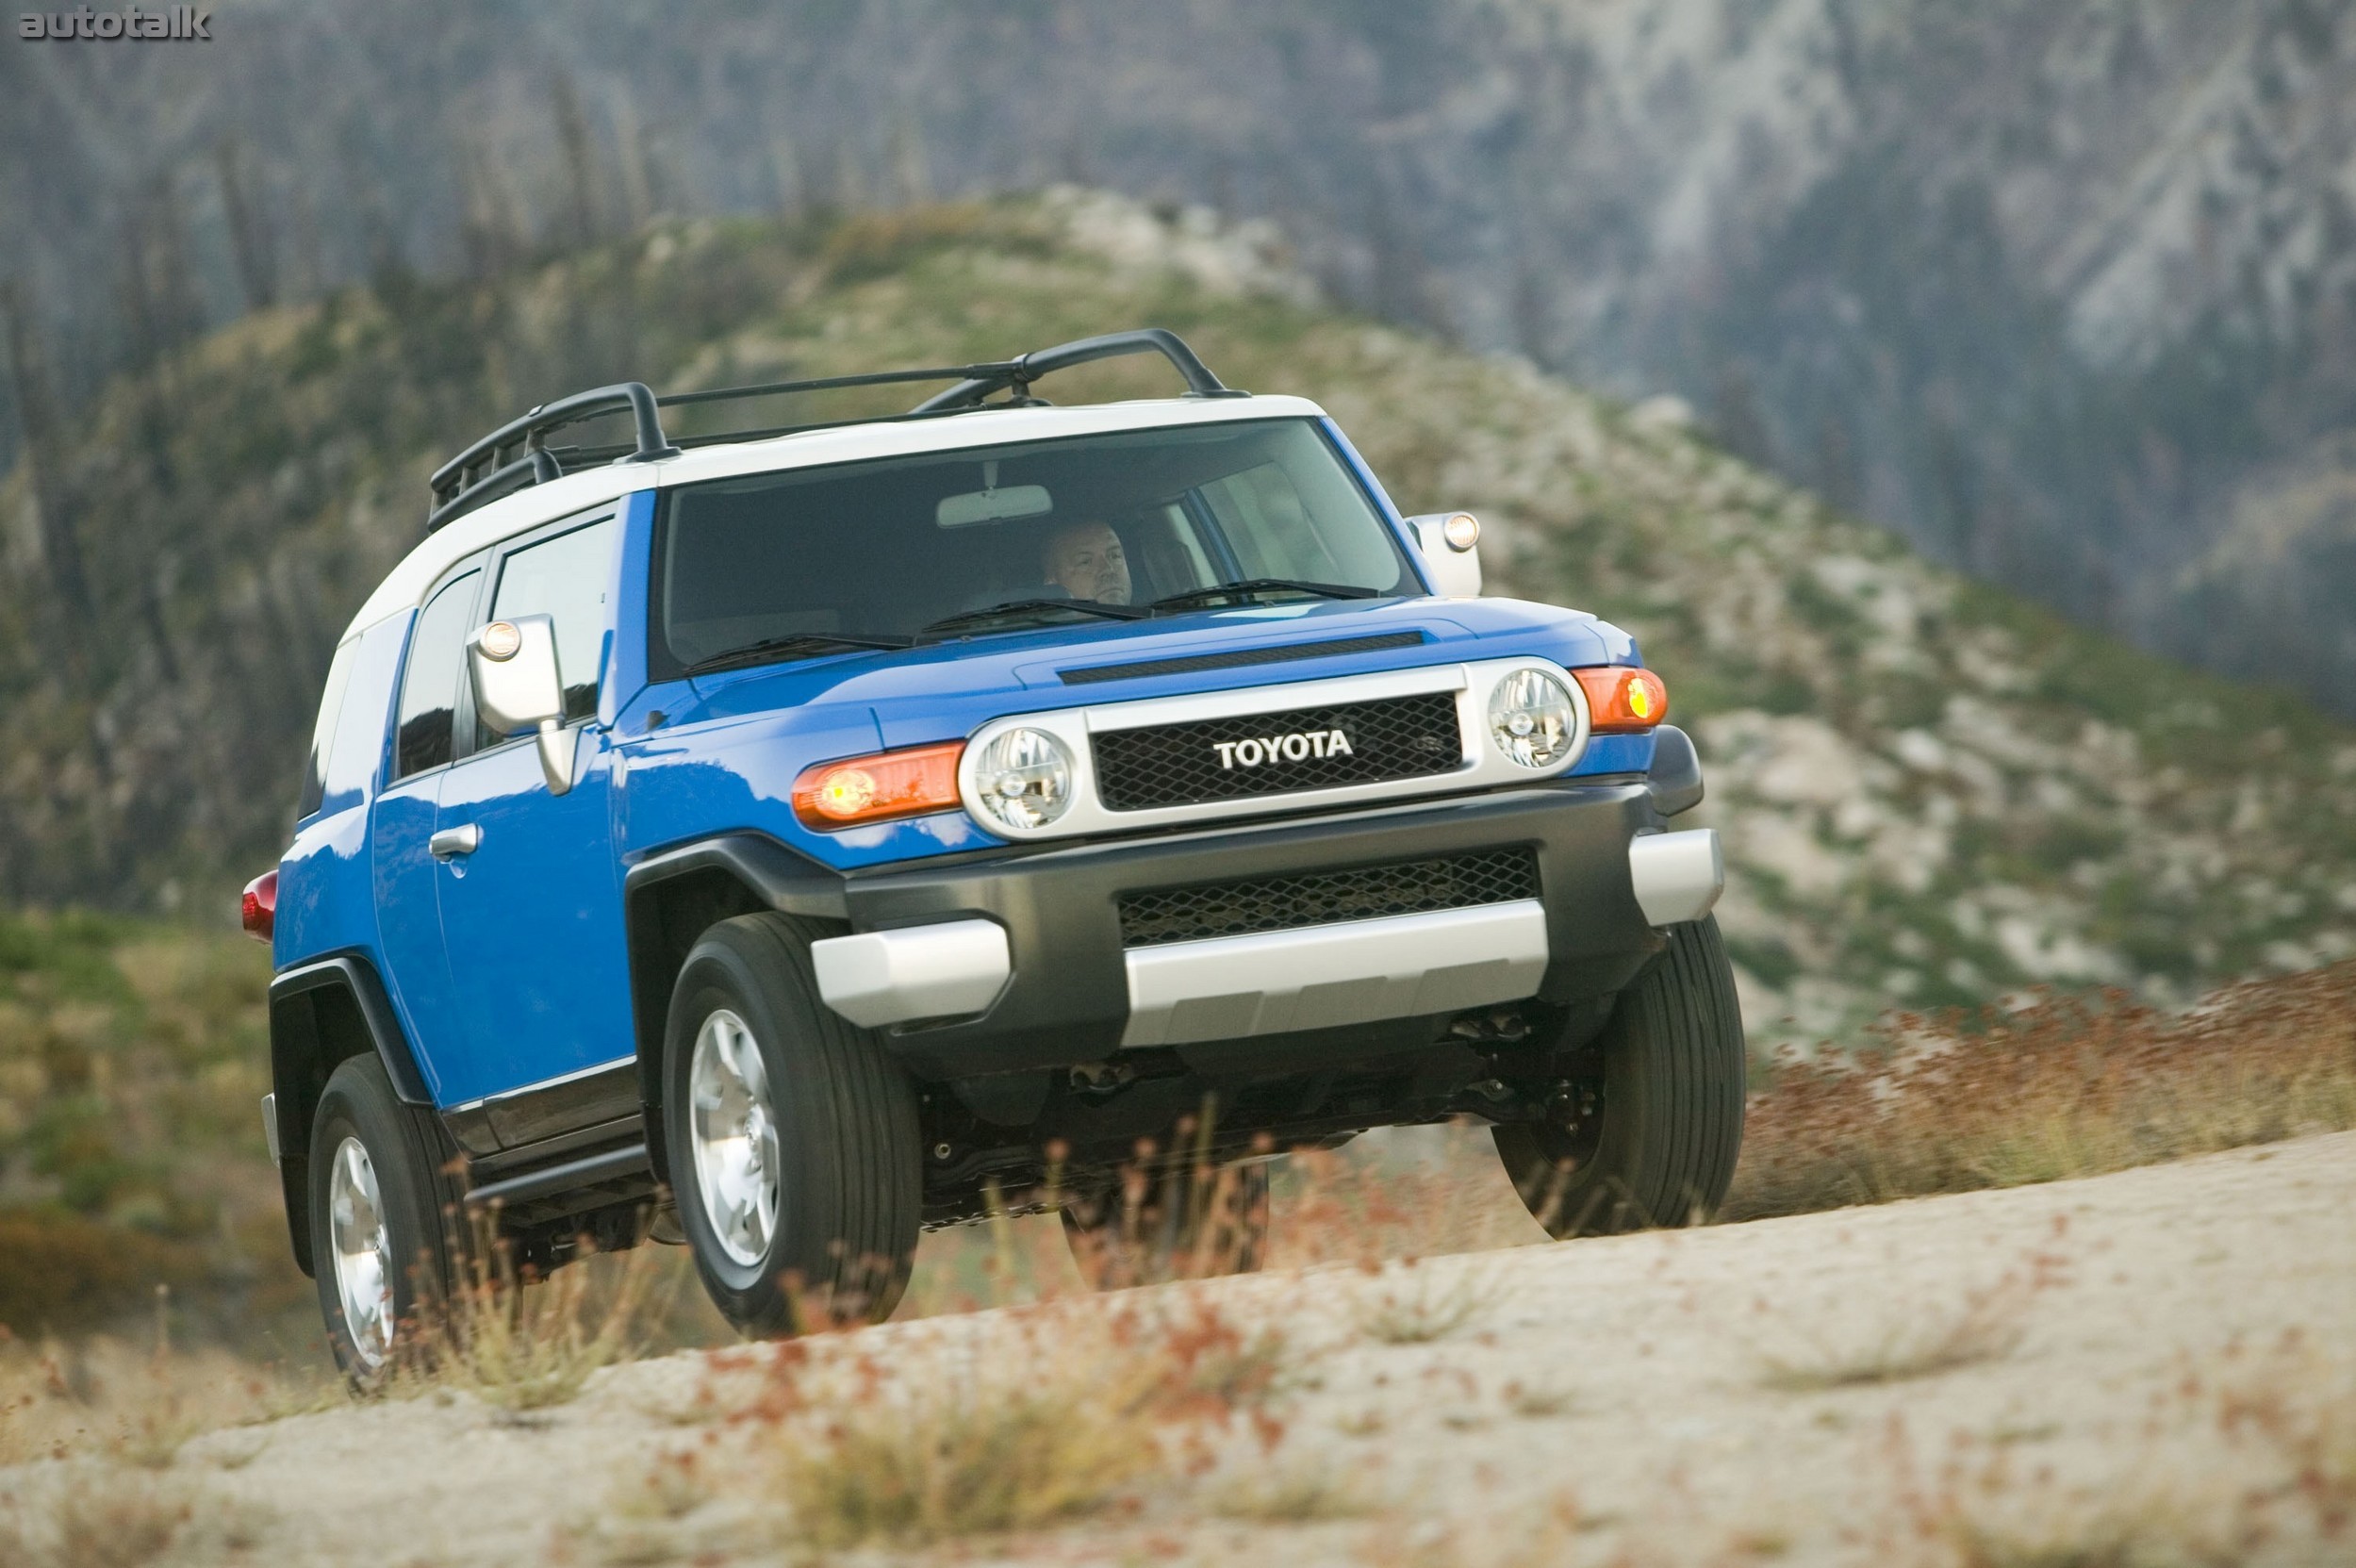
[1092,690,1463,811]
[1118,848,1541,949]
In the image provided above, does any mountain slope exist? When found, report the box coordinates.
[1,193,2351,1043]
[7,1,2355,715]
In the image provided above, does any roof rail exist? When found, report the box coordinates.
[424,328,1244,534]
[427,383,679,534]
[908,328,1244,412]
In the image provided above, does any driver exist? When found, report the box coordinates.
[1039,520,1132,606]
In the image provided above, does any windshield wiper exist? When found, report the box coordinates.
[915,598,1147,641]
[684,633,914,676]
[1146,579,1380,615]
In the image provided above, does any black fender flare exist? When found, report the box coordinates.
[1647,724,1705,818]
[621,833,848,1176]
[266,953,434,1275]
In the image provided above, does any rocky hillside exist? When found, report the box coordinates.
[2,193,2352,1045]
[8,1,2356,717]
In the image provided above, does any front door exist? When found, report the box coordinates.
[370,561,487,1102]
[433,512,635,1104]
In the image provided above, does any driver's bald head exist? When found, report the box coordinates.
[1041,521,1131,606]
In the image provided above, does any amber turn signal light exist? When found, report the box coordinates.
[1573,667,1670,732]
[792,742,965,830]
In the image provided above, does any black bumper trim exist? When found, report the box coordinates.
[841,782,1666,1079]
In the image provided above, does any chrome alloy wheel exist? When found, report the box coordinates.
[327,1135,395,1368]
[689,1008,781,1267]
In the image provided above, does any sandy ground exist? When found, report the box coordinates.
[10,1131,2356,1567]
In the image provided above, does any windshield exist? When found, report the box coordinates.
[651,418,1417,676]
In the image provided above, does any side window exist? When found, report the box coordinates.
[296,638,358,819]
[486,516,615,735]
[393,569,483,781]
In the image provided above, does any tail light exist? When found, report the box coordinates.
[240,870,277,943]
[1573,667,1670,733]
[792,742,965,830]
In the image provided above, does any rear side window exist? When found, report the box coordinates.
[393,569,483,780]
[486,516,614,733]
[296,639,358,819]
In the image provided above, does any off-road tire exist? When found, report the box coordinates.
[1063,1160,1273,1289]
[1494,915,1746,1237]
[306,1053,469,1383]
[662,913,923,1336]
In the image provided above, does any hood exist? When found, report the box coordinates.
[679,595,1635,749]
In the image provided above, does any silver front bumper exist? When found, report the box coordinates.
[810,827,1722,1039]
[1119,899,1550,1047]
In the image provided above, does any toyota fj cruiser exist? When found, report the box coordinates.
[245,329,1742,1376]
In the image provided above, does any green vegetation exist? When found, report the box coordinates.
[0,910,307,1351]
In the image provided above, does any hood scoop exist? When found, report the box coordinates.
[1056,630,1428,686]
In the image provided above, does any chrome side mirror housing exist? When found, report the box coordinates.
[469,615,576,796]
[1404,511,1484,597]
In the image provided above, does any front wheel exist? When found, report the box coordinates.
[1494,916,1746,1237]
[662,914,923,1336]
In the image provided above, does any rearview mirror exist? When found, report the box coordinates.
[469,615,576,796]
[937,483,1053,528]
[1404,511,1484,597]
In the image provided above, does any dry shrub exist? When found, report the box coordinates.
[0,1334,307,1466]
[403,1236,667,1411]
[1353,1257,1506,1345]
[1274,1125,1543,1269]
[0,1463,268,1568]
[1205,1453,1371,1522]
[1727,961,2356,1221]
[0,1217,206,1345]
[750,1288,1298,1546]
[1880,1335,2356,1568]
[1756,1272,2041,1393]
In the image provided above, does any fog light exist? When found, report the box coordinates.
[1487,668,1578,768]
[970,727,1074,831]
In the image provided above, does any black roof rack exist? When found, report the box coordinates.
[423,327,1246,533]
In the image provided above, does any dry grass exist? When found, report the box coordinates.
[1353,1257,1507,1345]
[1205,1453,1372,1522]
[398,1235,670,1412]
[0,1334,317,1468]
[737,1287,1304,1548]
[1727,960,2356,1222]
[1870,1335,2356,1568]
[0,1461,272,1568]
[1758,1303,2025,1394]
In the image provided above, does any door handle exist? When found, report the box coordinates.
[429,824,483,861]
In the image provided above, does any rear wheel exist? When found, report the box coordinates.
[306,1054,467,1383]
[662,914,923,1336]
[1494,916,1746,1237]
[1062,1161,1272,1289]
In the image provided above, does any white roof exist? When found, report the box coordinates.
[343,394,1329,639]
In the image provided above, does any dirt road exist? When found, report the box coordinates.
[14,1131,2356,1566]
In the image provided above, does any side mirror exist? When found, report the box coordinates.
[469,615,576,796]
[1404,511,1484,597]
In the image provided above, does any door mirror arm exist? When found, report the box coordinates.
[535,720,579,797]
[469,615,577,797]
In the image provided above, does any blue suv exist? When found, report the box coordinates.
[246,329,1742,1375]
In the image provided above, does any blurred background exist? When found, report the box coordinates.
[1,1,2350,1358]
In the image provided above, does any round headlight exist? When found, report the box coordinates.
[1488,668,1579,769]
[970,727,1074,831]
